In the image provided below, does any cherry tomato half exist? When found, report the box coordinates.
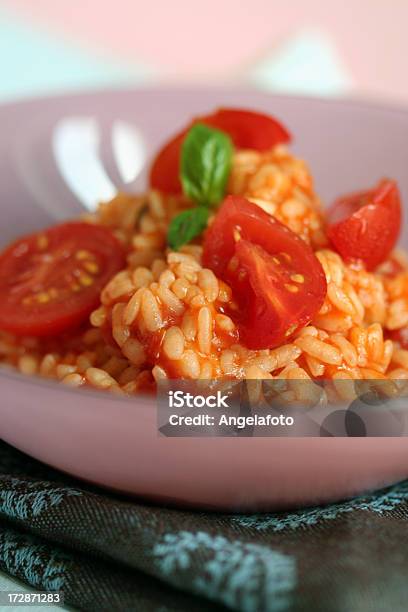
[150,108,291,194]
[202,196,327,350]
[327,179,402,271]
[0,222,125,337]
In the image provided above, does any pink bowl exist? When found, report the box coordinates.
[1,87,408,511]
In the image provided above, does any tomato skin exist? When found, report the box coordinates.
[327,179,402,271]
[389,328,408,350]
[150,108,291,194]
[150,132,185,194]
[202,196,327,350]
[0,222,126,337]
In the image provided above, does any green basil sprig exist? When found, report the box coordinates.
[180,123,233,206]
[167,123,233,250]
[167,206,209,251]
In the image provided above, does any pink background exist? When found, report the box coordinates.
[1,0,408,102]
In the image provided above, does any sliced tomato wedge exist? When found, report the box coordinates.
[327,179,402,271]
[0,222,125,337]
[202,196,327,350]
[150,108,291,194]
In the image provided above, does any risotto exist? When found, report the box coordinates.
[0,107,407,396]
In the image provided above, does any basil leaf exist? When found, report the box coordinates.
[167,206,209,250]
[180,123,233,207]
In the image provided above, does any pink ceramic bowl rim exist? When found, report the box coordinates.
[2,87,408,511]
